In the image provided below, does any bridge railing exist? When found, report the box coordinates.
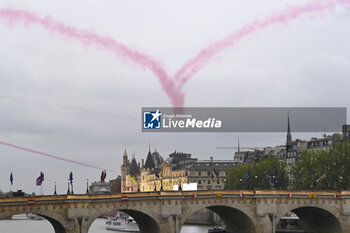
[0,190,349,205]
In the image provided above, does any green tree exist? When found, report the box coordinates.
[225,157,288,190]
[292,141,350,190]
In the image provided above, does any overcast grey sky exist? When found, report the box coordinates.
[0,0,349,194]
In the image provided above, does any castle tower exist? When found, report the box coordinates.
[121,149,128,193]
[123,149,128,165]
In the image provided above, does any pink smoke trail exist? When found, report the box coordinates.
[174,0,350,88]
[0,8,184,108]
[0,140,117,172]
[1,0,350,108]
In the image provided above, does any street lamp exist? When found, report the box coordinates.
[339,176,343,190]
[86,179,89,194]
[254,175,258,189]
[179,178,182,191]
[67,179,70,195]
[239,178,243,189]
[137,181,140,192]
[154,182,157,191]
[54,182,57,195]
[160,166,164,192]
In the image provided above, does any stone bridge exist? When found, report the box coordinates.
[1,190,350,233]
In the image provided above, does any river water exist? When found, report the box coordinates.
[0,218,210,233]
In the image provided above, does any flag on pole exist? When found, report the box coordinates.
[128,174,137,184]
[10,172,13,185]
[36,172,44,186]
[100,170,106,183]
[245,167,251,180]
[210,168,216,179]
[133,170,137,181]
[316,172,327,183]
[274,169,278,184]
[216,169,220,183]
[293,170,297,181]
[69,172,73,185]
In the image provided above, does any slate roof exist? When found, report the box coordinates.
[144,150,155,169]
[129,157,140,175]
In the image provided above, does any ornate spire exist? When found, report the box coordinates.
[286,112,292,151]
[123,144,127,157]
[123,147,128,165]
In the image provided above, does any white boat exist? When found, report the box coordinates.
[11,214,29,220]
[277,213,303,232]
[27,213,45,220]
[106,216,139,232]
[11,213,44,220]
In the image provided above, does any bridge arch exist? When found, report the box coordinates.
[0,211,66,233]
[276,205,342,233]
[86,207,160,233]
[181,202,257,233]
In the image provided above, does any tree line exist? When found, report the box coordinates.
[225,141,350,190]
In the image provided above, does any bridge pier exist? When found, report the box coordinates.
[254,215,273,233]
[61,218,85,233]
[158,215,181,233]
[338,214,350,233]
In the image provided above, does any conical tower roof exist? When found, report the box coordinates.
[129,157,140,175]
[144,150,155,169]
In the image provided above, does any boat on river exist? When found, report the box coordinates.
[105,215,139,232]
[276,214,304,233]
[208,226,226,233]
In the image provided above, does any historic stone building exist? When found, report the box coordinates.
[186,157,236,190]
[140,151,235,192]
[307,133,343,150]
[121,149,235,225]
[121,147,236,194]
[121,150,140,193]
[343,124,350,141]
[233,118,350,165]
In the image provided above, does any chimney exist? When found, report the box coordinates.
[142,159,145,168]
[138,162,141,168]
